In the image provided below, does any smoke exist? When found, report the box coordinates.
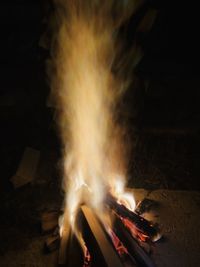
[47,0,141,225]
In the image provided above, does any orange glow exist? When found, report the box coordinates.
[82,243,92,267]
[107,227,128,256]
[120,217,149,242]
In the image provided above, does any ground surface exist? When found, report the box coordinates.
[133,189,200,267]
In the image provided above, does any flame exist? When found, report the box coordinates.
[49,0,140,230]
[110,177,136,211]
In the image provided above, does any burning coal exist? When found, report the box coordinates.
[48,0,142,231]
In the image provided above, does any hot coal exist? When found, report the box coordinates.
[113,213,156,267]
[106,194,160,241]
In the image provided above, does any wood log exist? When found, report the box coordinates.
[81,205,124,267]
[113,212,156,267]
[58,215,71,266]
[41,210,59,233]
[44,234,60,253]
[11,147,40,188]
[106,194,160,241]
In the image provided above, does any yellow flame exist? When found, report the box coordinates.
[49,1,139,226]
[110,177,136,211]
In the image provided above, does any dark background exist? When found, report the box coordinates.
[0,0,200,195]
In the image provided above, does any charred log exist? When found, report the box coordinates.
[113,213,156,267]
[106,194,160,241]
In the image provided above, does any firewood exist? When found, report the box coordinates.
[106,194,161,241]
[113,213,156,267]
[44,234,60,253]
[10,147,40,188]
[135,198,158,215]
[58,215,71,266]
[41,210,59,233]
[81,205,124,267]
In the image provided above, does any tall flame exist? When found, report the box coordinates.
[48,0,139,227]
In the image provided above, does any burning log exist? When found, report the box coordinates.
[80,205,124,267]
[106,227,138,267]
[113,212,156,267]
[67,234,88,267]
[106,194,161,242]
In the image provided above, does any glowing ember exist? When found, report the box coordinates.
[82,243,91,267]
[75,232,92,267]
[120,217,149,242]
[107,227,128,256]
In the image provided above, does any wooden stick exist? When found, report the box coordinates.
[44,234,60,253]
[81,205,124,267]
[58,215,71,266]
[41,210,59,233]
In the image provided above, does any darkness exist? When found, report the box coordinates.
[0,0,199,264]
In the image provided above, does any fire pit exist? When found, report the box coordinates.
[42,193,161,267]
[1,188,200,267]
